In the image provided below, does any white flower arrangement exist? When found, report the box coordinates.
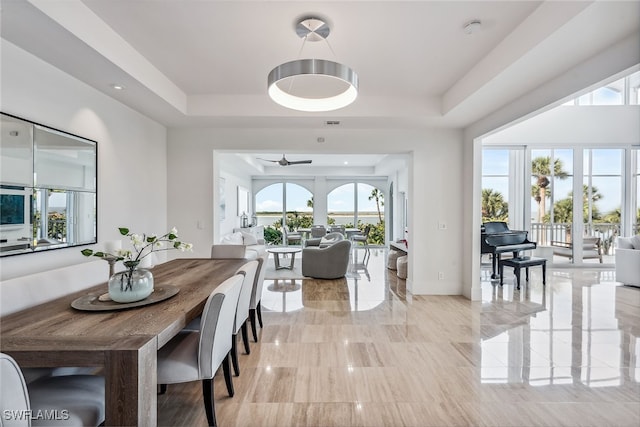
[82,227,193,268]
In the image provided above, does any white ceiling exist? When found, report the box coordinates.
[1,0,639,170]
[222,152,397,177]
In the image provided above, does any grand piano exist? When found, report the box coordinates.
[481,221,537,279]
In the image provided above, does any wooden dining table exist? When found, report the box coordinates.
[0,257,248,426]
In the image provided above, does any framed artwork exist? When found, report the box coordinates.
[237,186,249,216]
[219,177,226,221]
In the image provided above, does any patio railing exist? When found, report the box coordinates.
[530,222,622,255]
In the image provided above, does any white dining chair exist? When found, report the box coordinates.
[229,260,258,376]
[186,248,259,376]
[182,244,249,333]
[157,273,244,427]
[0,352,105,427]
[248,257,266,342]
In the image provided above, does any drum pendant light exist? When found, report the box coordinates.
[267,17,359,112]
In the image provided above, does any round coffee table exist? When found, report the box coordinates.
[267,247,302,270]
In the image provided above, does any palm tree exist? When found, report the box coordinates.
[550,185,603,223]
[549,197,573,223]
[584,185,603,222]
[531,156,568,223]
[481,189,508,222]
[369,188,384,223]
[602,207,621,224]
[306,197,313,208]
[549,185,604,243]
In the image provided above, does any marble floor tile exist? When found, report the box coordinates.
[158,251,640,426]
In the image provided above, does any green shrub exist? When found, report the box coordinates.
[263,226,282,245]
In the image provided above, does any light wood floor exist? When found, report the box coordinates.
[158,249,640,426]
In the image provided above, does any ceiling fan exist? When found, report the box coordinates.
[258,154,312,166]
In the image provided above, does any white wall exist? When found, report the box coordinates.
[217,153,253,237]
[167,127,465,295]
[0,40,167,281]
[408,137,465,294]
[484,106,640,145]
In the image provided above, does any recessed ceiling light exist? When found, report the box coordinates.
[463,20,482,35]
[344,161,349,165]
[110,84,125,90]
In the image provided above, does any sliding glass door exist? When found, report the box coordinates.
[483,146,634,265]
[584,149,623,257]
[529,149,574,250]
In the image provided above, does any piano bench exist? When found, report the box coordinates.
[499,256,546,290]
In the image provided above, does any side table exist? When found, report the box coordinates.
[267,247,302,270]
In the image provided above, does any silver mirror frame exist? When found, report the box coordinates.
[0,112,97,257]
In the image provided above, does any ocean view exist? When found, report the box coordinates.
[256,213,381,228]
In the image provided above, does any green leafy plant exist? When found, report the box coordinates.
[263,226,282,245]
[81,227,192,268]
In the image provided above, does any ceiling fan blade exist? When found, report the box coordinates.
[286,160,313,165]
[257,155,312,166]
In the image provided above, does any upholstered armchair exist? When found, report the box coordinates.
[302,240,352,279]
[304,232,344,248]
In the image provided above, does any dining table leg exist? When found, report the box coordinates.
[104,337,157,426]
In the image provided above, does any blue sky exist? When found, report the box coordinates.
[256,182,381,213]
[482,148,626,215]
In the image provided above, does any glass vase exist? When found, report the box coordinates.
[108,262,154,303]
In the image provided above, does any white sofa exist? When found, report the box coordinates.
[220,230,267,260]
[615,236,640,287]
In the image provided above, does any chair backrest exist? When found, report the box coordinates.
[582,236,601,251]
[211,244,246,259]
[249,257,265,310]
[284,229,301,242]
[311,225,327,238]
[233,260,259,334]
[1,352,31,427]
[325,232,344,241]
[329,225,345,235]
[198,274,244,379]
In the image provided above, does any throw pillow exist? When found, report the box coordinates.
[221,232,243,245]
[241,231,258,246]
[320,237,331,246]
[630,234,640,250]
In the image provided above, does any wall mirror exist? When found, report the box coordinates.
[0,112,97,256]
